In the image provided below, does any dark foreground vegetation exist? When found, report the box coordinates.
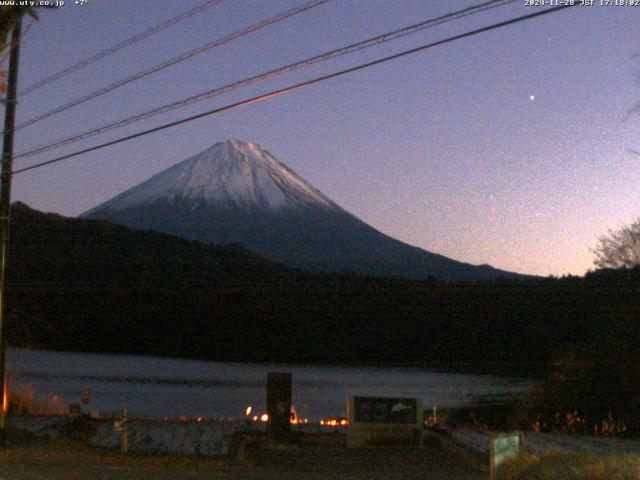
[6,202,640,432]
[496,452,640,480]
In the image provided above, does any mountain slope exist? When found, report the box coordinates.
[82,139,523,281]
[7,202,638,377]
[9,201,284,286]
[83,139,340,215]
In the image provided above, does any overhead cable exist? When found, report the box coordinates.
[13,0,331,131]
[17,0,229,96]
[16,0,516,159]
[14,5,575,175]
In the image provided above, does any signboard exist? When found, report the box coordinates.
[347,396,422,448]
[490,432,522,479]
[353,397,418,424]
[266,372,292,444]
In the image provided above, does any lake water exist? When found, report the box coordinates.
[7,348,532,420]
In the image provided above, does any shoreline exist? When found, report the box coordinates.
[8,345,542,379]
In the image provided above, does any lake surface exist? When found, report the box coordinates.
[7,348,532,420]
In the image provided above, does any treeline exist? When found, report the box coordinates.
[5,203,640,378]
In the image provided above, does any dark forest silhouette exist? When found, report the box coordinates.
[7,202,640,432]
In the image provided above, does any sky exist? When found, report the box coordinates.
[3,0,640,277]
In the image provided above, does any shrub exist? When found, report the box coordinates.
[511,341,640,436]
[8,381,67,416]
[497,453,640,480]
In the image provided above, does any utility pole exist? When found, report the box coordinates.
[0,16,23,430]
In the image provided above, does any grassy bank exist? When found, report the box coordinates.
[497,452,640,480]
[0,425,485,480]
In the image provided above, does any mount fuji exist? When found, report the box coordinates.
[82,139,520,281]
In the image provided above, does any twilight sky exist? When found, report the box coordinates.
[4,0,640,276]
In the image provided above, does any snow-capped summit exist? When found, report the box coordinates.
[83,139,522,281]
[83,139,339,215]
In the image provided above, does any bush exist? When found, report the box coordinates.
[497,453,640,480]
[8,381,67,416]
[511,341,640,436]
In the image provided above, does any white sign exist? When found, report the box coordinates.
[490,432,522,479]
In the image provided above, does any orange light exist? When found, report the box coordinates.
[245,406,252,416]
[2,382,7,416]
[260,413,269,422]
[319,417,348,427]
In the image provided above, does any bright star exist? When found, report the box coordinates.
[529,95,536,101]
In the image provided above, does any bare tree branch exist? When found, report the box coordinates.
[592,217,640,269]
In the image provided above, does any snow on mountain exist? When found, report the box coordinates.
[83,139,524,281]
[83,139,339,215]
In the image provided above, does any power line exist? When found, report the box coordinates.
[12,0,331,132]
[16,0,517,160]
[17,0,229,97]
[13,5,576,176]
[16,0,514,158]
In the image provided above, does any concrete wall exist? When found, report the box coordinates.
[9,415,259,457]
